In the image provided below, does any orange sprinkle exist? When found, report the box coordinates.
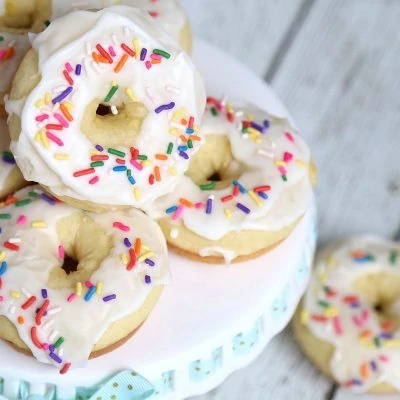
[155,154,168,161]
[92,52,100,63]
[60,103,73,122]
[189,135,201,141]
[135,238,142,255]
[151,59,161,64]
[5,195,18,205]
[17,316,24,325]
[97,55,109,64]
[181,118,188,125]
[5,46,14,59]
[360,362,369,379]
[359,330,372,340]
[179,198,194,208]
[381,320,395,332]
[351,250,366,258]
[154,166,161,182]
[179,135,188,143]
[114,54,129,73]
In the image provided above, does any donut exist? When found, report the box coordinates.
[149,97,316,263]
[0,184,169,373]
[294,236,400,394]
[6,6,205,212]
[0,118,28,198]
[43,0,192,53]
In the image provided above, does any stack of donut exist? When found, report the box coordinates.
[0,0,315,375]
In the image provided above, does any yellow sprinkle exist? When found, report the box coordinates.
[227,103,234,113]
[141,244,150,252]
[384,339,400,347]
[296,160,306,168]
[245,113,254,121]
[96,282,103,295]
[120,253,128,265]
[0,251,6,262]
[310,161,318,186]
[275,160,287,167]
[40,129,49,148]
[11,291,20,299]
[34,132,41,142]
[125,88,136,102]
[35,99,44,108]
[300,309,309,325]
[169,128,180,135]
[76,282,82,296]
[54,153,70,160]
[324,307,338,318]
[45,92,51,105]
[318,271,327,283]
[142,160,151,167]
[138,252,154,262]
[63,101,75,110]
[224,209,233,219]
[172,108,186,122]
[247,127,261,137]
[168,167,177,176]
[31,221,47,228]
[248,190,263,207]
[133,37,140,60]
[90,150,102,155]
[326,256,337,268]
[193,125,200,132]
[134,187,141,201]
[112,80,117,87]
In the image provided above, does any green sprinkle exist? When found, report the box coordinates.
[317,300,330,308]
[108,148,125,158]
[28,191,39,198]
[199,181,217,191]
[127,169,132,177]
[54,336,64,349]
[138,155,147,160]
[90,161,104,168]
[0,213,11,219]
[210,107,219,116]
[187,139,193,149]
[390,250,398,265]
[167,142,173,155]
[153,49,171,59]
[322,286,331,293]
[282,175,287,182]
[374,336,381,348]
[14,199,32,207]
[104,85,119,102]
[2,150,13,159]
[0,36,3,42]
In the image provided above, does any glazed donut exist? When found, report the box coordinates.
[150,97,315,263]
[294,236,400,394]
[0,185,169,373]
[6,6,205,212]
[43,0,192,53]
[0,118,28,198]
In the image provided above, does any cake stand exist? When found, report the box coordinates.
[0,39,317,400]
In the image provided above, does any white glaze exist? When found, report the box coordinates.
[149,98,313,241]
[0,185,170,371]
[0,32,30,93]
[0,118,17,190]
[303,236,400,392]
[198,246,236,264]
[49,0,188,46]
[6,6,205,208]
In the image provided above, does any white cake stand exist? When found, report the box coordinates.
[0,39,317,400]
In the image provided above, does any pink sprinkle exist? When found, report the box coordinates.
[41,343,49,350]
[58,245,64,259]
[108,46,116,57]
[130,159,143,171]
[352,315,363,328]
[65,63,73,73]
[145,61,152,69]
[285,132,295,142]
[54,113,69,128]
[35,114,49,122]
[278,166,287,175]
[379,355,389,362]
[194,202,203,209]
[46,132,64,146]
[89,176,99,185]
[150,54,161,60]
[172,205,184,220]
[0,50,6,60]
[362,309,370,321]
[17,215,27,225]
[85,281,93,288]
[113,221,130,232]
[283,151,293,163]
[67,293,77,302]
[0,296,3,301]
[332,316,343,335]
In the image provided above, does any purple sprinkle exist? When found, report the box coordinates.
[155,102,175,114]
[124,238,131,248]
[75,64,82,76]
[95,144,104,152]
[257,191,268,200]
[3,158,15,165]
[263,119,270,129]
[350,302,361,309]
[145,275,151,284]
[145,258,155,266]
[49,352,62,363]
[206,197,213,214]
[352,379,363,386]
[0,228,2,234]
[103,294,117,302]
[41,289,48,299]
[52,86,73,104]
[49,344,55,352]
[381,332,393,339]
[179,151,189,160]
[370,360,378,372]
[41,193,56,205]
[250,121,265,133]
[140,48,147,61]
[236,203,251,214]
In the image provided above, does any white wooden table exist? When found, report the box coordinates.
[181,1,400,399]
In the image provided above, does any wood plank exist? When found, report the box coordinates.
[191,327,332,400]
[270,0,400,244]
[181,0,306,76]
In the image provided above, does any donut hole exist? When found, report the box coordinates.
[48,212,112,289]
[185,135,245,190]
[82,98,148,148]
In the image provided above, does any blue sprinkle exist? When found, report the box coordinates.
[232,180,247,194]
[113,166,127,172]
[178,145,188,151]
[75,64,82,76]
[49,352,62,364]
[166,206,178,214]
[258,191,268,200]
[179,151,189,160]
[41,193,56,205]
[124,238,131,248]
[128,176,136,185]
[41,289,48,299]
[0,261,7,276]
[145,258,155,267]
[186,128,194,134]
[84,286,97,302]
[145,275,151,284]
[95,144,104,152]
